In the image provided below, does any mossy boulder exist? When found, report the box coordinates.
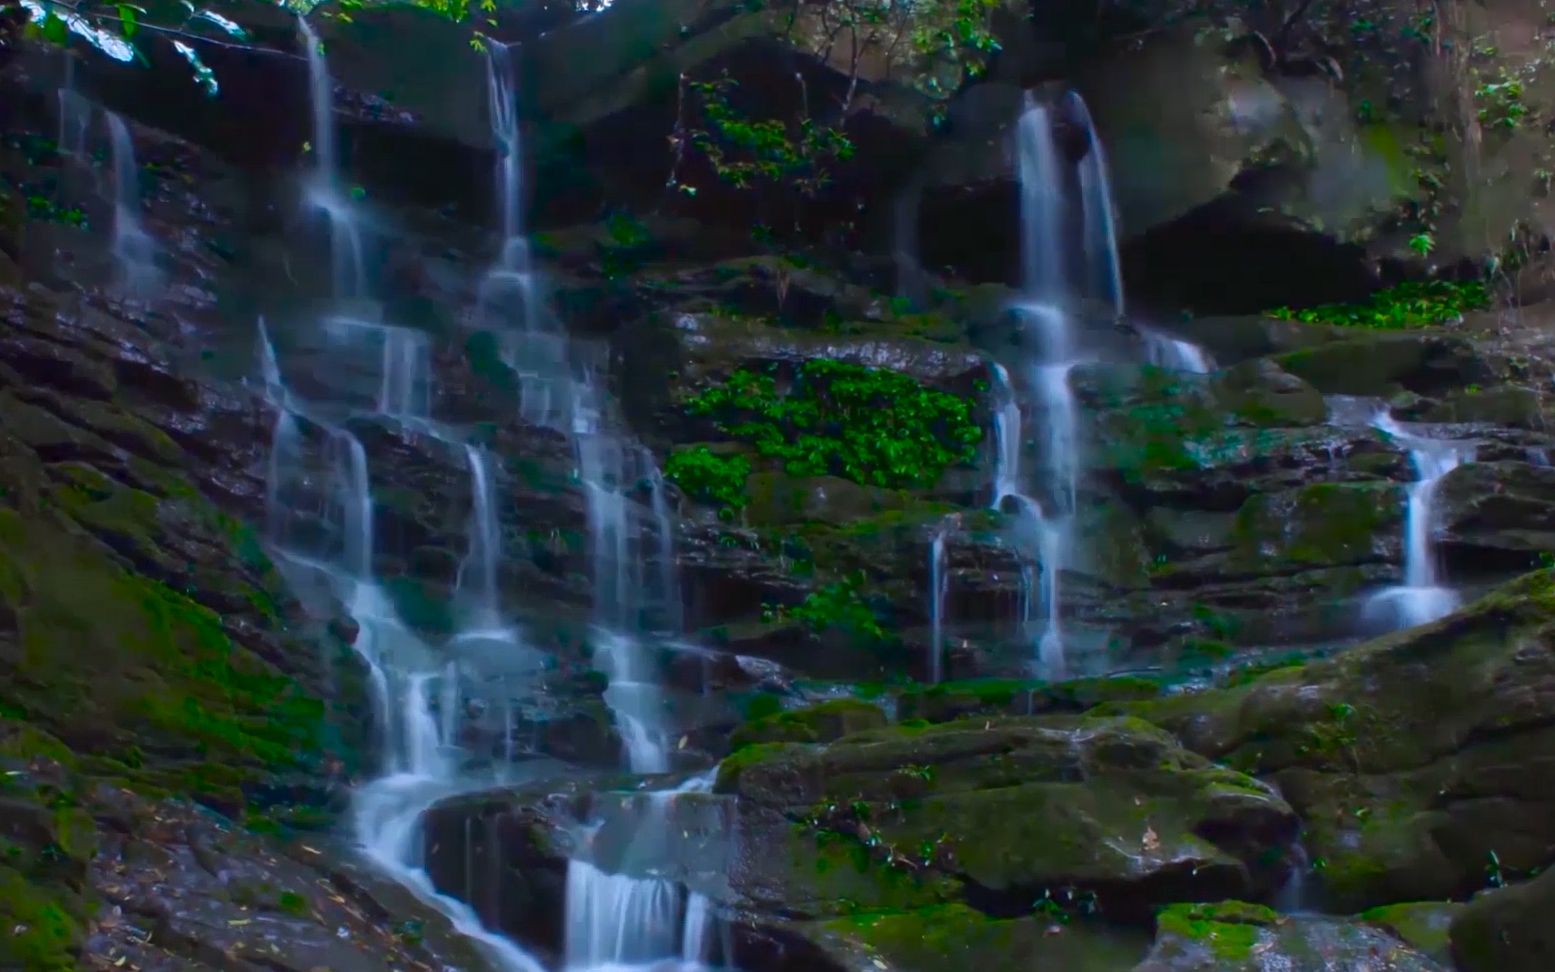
[716,715,1299,922]
[1272,332,1491,398]
[801,903,1149,972]
[1361,901,1462,966]
[1449,868,1555,972]
[1105,569,1555,912]
[1227,481,1401,572]
[1138,901,1448,971]
[895,676,1164,724]
[730,699,888,751]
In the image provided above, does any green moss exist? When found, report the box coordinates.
[0,506,323,810]
[1156,901,1276,960]
[276,890,309,916]
[684,359,980,489]
[1359,901,1459,962]
[729,698,888,752]
[715,741,795,791]
[1267,279,1488,329]
[0,865,81,970]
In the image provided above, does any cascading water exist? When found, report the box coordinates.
[103,111,158,294]
[1363,411,1474,629]
[255,24,552,971]
[258,329,545,972]
[474,45,717,970]
[562,773,723,971]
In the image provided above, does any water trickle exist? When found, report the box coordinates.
[57,81,92,162]
[298,14,366,299]
[104,111,159,294]
[1065,92,1124,318]
[1363,410,1474,629]
[1140,328,1213,373]
[459,445,503,628]
[928,528,948,684]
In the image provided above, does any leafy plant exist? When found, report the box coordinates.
[679,73,855,200]
[664,446,751,513]
[770,572,891,645]
[685,359,980,489]
[1267,280,1489,329]
[1475,70,1530,130]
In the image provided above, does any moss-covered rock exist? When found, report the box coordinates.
[1106,569,1555,912]
[803,903,1149,972]
[716,715,1299,922]
[1361,901,1462,966]
[1138,902,1448,971]
[730,698,889,752]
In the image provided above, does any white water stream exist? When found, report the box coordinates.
[1363,411,1474,629]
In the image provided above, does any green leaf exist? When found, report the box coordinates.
[42,11,68,45]
[117,4,139,39]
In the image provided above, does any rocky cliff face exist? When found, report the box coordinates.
[3,0,1555,969]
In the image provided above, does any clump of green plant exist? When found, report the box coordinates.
[766,572,891,645]
[1268,279,1489,329]
[677,73,856,201]
[664,446,751,513]
[1475,69,1530,130]
[685,359,979,489]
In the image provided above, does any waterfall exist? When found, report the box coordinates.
[928,529,948,684]
[297,14,366,299]
[459,445,503,629]
[473,48,720,969]
[104,111,158,294]
[253,27,548,972]
[561,773,722,970]
[1004,94,1083,677]
[257,330,544,972]
[1363,411,1474,629]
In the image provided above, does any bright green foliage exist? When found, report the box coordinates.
[687,75,856,197]
[664,446,751,512]
[1268,280,1489,329]
[1475,70,1530,130]
[685,359,980,489]
[775,572,891,645]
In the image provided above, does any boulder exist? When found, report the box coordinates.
[1107,569,1555,912]
[1450,868,1555,972]
[715,715,1300,922]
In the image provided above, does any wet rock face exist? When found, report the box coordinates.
[87,786,497,972]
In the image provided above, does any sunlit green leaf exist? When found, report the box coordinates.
[116,4,139,39]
